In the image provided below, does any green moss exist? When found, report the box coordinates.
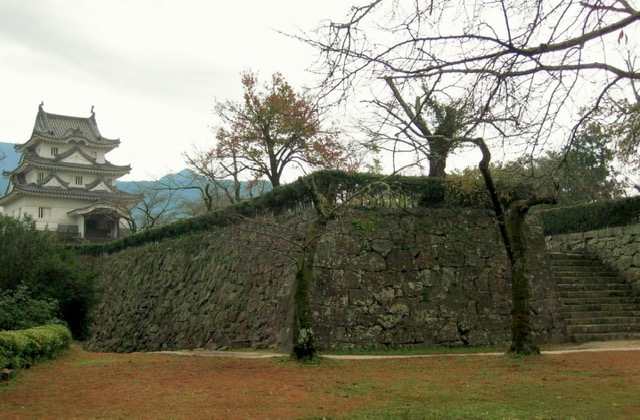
[422,285,431,301]
[351,218,380,233]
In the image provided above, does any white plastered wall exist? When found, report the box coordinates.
[3,195,91,232]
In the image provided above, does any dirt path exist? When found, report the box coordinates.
[157,340,640,360]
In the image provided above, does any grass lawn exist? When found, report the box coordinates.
[1,346,639,419]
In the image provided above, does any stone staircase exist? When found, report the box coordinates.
[549,252,640,342]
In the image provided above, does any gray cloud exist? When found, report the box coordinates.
[0,2,229,105]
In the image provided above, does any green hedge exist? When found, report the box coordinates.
[75,171,448,255]
[74,169,529,255]
[540,196,640,236]
[0,324,72,369]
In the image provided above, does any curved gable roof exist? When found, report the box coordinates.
[56,145,97,165]
[67,200,130,218]
[17,104,120,151]
[86,177,116,192]
[39,173,70,188]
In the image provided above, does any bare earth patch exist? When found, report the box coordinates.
[1,345,639,418]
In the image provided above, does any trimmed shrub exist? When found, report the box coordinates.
[539,196,640,235]
[0,324,72,369]
[0,285,60,331]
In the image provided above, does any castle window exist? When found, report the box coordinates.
[37,172,45,182]
[75,176,83,186]
[51,147,58,156]
[38,207,51,219]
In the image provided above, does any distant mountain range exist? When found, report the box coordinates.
[0,142,20,193]
[0,142,267,209]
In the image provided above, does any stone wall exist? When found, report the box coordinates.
[85,217,301,352]
[312,207,566,350]
[546,224,640,291]
[86,207,566,352]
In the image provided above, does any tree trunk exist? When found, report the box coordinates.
[291,177,333,361]
[468,137,555,355]
[202,184,214,211]
[292,218,325,361]
[231,151,242,202]
[506,200,539,355]
[267,145,281,187]
[269,171,281,188]
[233,176,241,203]
[427,137,451,177]
[509,259,539,354]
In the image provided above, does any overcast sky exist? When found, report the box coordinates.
[0,1,353,180]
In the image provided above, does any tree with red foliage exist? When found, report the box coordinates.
[213,71,344,187]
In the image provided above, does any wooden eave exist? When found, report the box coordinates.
[4,155,131,178]
[0,184,139,207]
[15,133,120,153]
[67,201,131,218]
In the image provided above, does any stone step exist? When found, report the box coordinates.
[549,252,595,260]
[571,332,640,343]
[550,251,640,343]
[551,267,620,277]
[549,254,601,263]
[558,290,635,299]
[564,316,640,326]
[557,283,631,291]
[563,310,640,319]
[551,265,605,272]
[561,296,640,305]
[549,260,603,268]
[567,323,640,334]
[560,303,640,312]
[555,277,629,286]
[555,279,627,287]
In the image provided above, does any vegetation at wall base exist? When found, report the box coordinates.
[0,324,72,369]
[0,215,97,340]
[0,285,60,331]
[539,196,640,236]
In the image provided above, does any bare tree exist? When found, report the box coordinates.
[123,183,184,232]
[606,80,640,184]
[369,77,472,176]
[305,0,640,354]
[183,145,246,206]
[468,137,557,354]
